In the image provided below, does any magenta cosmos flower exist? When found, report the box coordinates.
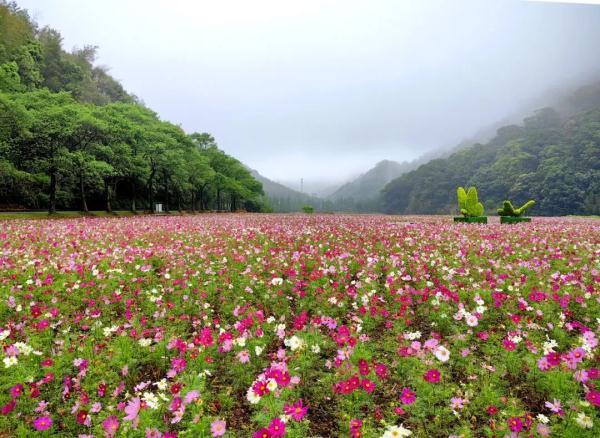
[33,416,53,431]
[507,416,524,433]
[399,387,416,404]
[267,417,286,437]
[586,390,600,407]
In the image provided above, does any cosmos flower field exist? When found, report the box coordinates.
[0,214,599,438]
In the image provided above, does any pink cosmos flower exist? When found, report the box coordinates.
[184,390,200,405]
[238,350,250,363]
[124,397,141,421]
[211,419,226,437]
[284,399,308,421]
[102,416,119,437]
[536,423,551,437]
[33,416,53,431]
[450,397,467,410]
[544,399,562,414]
[574,369,589,383]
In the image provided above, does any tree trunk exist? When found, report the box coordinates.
[148,169,156,213]
[105,179,112,213]
[163,172,170,213]
[48,168,57,214]
[199,184,207,211]
[79,173,88,213]
[191,190,196,212]
[131,180,137,212]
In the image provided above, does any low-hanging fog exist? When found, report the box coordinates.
[18,0,600,188]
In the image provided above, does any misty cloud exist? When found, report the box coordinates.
[18,0,600,184]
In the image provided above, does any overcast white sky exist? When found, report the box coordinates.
[17,0,600,186]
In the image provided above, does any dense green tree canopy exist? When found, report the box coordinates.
[0,1,264,213]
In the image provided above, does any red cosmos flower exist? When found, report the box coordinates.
[487,405,498,415]
[30,306,42,318]
[76,410,88,425]
[423,369,441,383]
[41,358,53,367]
[170,383,182,394]
[358,359,370,376]
[97,382,107,397]
[1,399,16,415]
[361,378,376,393]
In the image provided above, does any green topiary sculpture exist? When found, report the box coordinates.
[455,187,486,223]
[457,186,484,217]
[497,200,535,223]
[497,200,535,217]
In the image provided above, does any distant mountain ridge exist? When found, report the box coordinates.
[248,168,329,212]
[329,160,411,201]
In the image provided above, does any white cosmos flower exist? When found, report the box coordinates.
[434,345,450,362]
[575,412,593,428]
[246,388,260,404]
[142,392,160,409]
[266,379,278,392]
[3,356,18,368]
[381,424,412,437]
[466,314,479,327]
[284,335,305,351]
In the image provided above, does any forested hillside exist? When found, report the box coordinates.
[382,96,600,216]
[0,1,264,213]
